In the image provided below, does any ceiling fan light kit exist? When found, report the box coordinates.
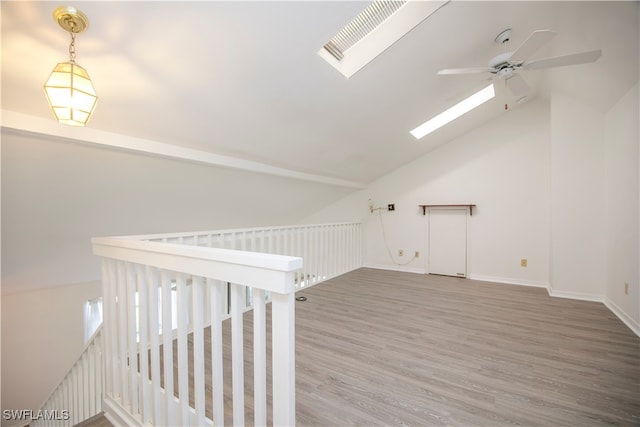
[43,6,98,127]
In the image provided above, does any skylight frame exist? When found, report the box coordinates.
[322,1,407,61]
[319,0,450,78]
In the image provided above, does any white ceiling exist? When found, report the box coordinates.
[2,1,638,185]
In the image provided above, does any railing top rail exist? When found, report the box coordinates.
[92,237,301,270]
[110,222,360,241]
[92,237,302,293]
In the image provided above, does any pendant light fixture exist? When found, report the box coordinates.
[44,6,97,126]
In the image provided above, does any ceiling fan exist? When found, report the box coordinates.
[438,29,602,98]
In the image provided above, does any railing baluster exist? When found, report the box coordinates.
[126,263,139,416]
[284,228,290,256]
[339,225,345,274]
[71,365,77,425]
[97,332,103,413]
[253,288,267,426]
[176,273,190,426]
[321,225,327,280]
[63,380,68,425]
[147,267,162,425]
[210,279,225,426]
[191,276,206,427]
[82,347,89,419]
[103,260,116,400]
[116,261,129,406]
[137,265,150,424]
[230,282,245,426]
[88,340,95,417]
[161,270,175,426]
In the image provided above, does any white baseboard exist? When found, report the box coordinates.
[604,297,640,337]
[546,284,604,302]
[363,263,425,275]
[469,274,549,289]
[364,267,639,338]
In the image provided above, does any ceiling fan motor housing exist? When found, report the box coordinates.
[489,52,514,69]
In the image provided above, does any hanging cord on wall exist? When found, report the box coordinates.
[375,208,417,267]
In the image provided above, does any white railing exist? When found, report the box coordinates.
[32,327,103,427]
[91,222,362,427]
[132,222,362,290]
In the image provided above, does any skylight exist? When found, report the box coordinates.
[322,1,407,61]
[410,84,496,139]
[319,0,449,78]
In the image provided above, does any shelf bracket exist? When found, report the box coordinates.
[419,204,476,216]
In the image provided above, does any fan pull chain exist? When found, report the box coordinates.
[504,78,508,110]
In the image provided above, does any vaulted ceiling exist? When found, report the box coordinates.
[2,1,638,186]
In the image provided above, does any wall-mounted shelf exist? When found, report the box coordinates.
[419,204,476,216]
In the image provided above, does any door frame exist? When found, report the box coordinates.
[425,206,471,277]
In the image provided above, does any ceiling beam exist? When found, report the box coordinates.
[1,110,366,189]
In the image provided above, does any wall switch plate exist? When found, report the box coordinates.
[388,203,395,211]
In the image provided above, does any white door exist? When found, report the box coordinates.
[428,209,467,277]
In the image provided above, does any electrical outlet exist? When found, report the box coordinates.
[625,282,629,295]
[399,249,404,257]
[415,251,420,258]
[388,203,395,211]
[521,259,528,267]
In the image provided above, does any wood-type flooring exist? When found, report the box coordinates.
[289,268,639,426]
[142,268,639,426]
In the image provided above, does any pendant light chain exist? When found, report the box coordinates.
[69,30,77,62]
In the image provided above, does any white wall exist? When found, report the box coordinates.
[1,130,356,419]
[604,83,639,332]
[549,93,606,299]
[304,99,551,286]
[1,130,355,292]
[1,280,102,425]
[304,87,639,335]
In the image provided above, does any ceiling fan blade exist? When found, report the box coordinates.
[438,67,493,75]
[506,73,530,98]
[523,49,602,70]
[510,30,557,63]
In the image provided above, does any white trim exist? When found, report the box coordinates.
[469,274,550,289]
[604,297,640,338]
[473,275,639,337]
[545,284,603,302]
[363,263,424,275]
[1,110,366,189]
[103,396,142,427]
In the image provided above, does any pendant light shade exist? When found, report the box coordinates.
[44,61,97,126]
[44,6,97,127]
